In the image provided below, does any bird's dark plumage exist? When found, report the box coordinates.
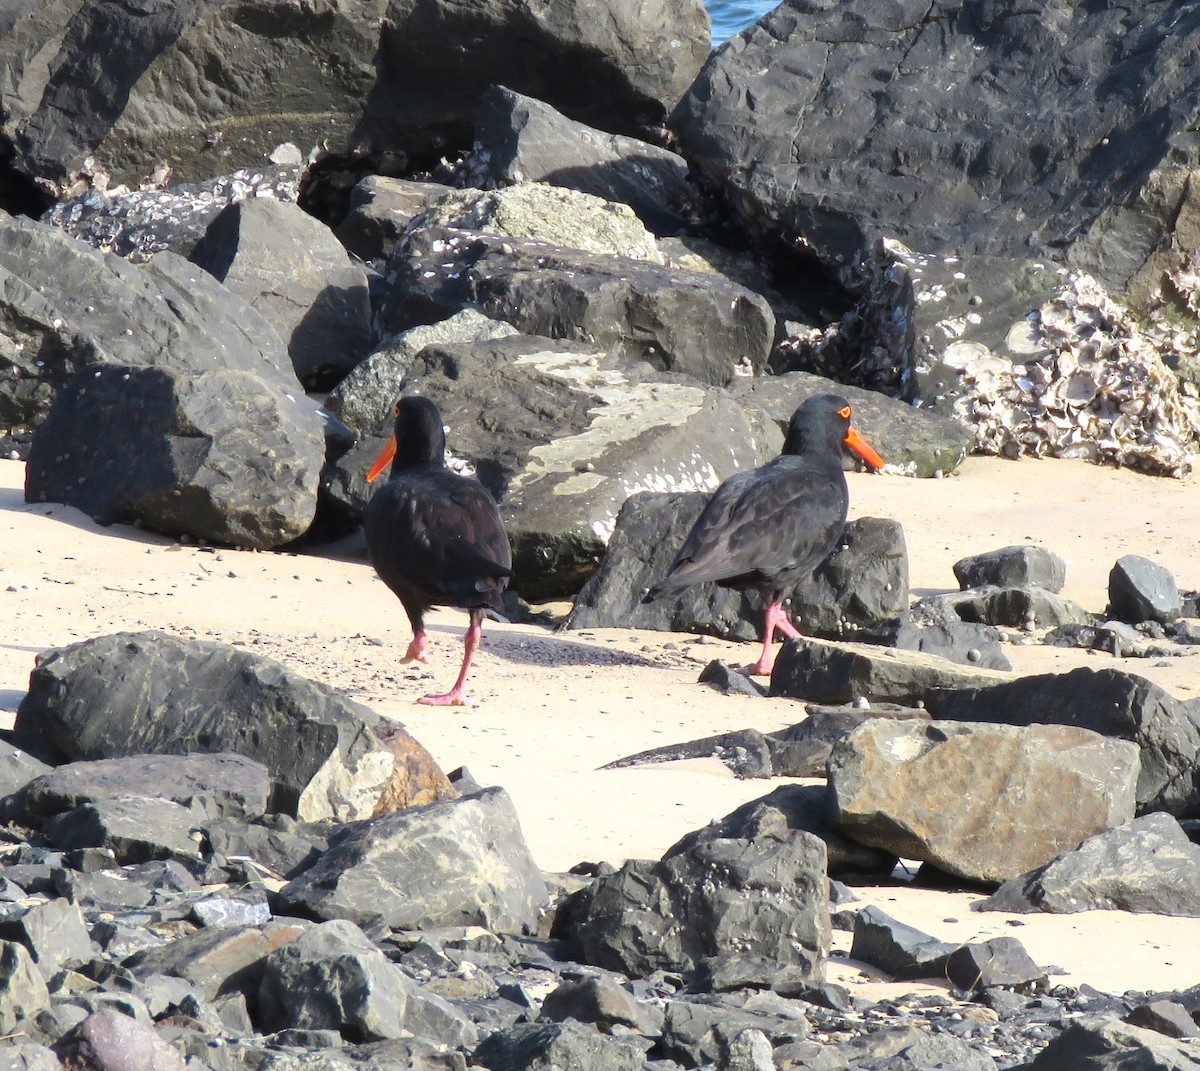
[364,396,512,706]
[646,393,884,675]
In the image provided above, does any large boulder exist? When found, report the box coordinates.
[189,197,373,389]
[24,363,323,550]
[383,227,776,387]
[11,630,453,822]
[828,720,1140,884]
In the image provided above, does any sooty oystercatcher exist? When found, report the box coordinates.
[364,396,512,706]
[644,393,884,675]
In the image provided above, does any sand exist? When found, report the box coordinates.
[3,454,1199,997]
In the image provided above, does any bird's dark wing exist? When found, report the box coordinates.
[653,459,848,592]
[365,470,512,612]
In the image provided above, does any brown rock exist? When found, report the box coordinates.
[372,724,459,815]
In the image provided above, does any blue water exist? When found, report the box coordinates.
[705,0,778,44]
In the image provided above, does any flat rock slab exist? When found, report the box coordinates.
[770,637,1013,706]
[829,720,1140,884]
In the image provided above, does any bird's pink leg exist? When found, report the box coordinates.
[746,601,801,676]
[419,616,483,707]
[402,631,430,664]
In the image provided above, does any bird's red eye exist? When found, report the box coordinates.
[394,404,400,416]
[838,405,851,420]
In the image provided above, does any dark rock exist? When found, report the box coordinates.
[765,705,930,780]
[384,227,775,387]
[25,363,324,550]
[830,1024,1000,1071]
[829,720,1140,884]
[881,610,1012,671]
[1043,621,1148,658]
[369,0,709,161]
[917,586,1092,631]
[953,546,1068,593]
[943,938,1047,993]
[323,309,519,438]
[333,177,452,264]
[258,918,477,1046]
[11,630,427,823]
[770,636,1012,706]
[926,667,1200,816]
[203,814,329,881]
[698,660,769,697]
[123,920,309,1002]
[669,0,1200,296]
[0,898,92,980]
[977,813,1200,917]
[0,745,51,800]
[1022,1017,1200,1069]
[473,1019,647,1071]
[3,752,271,827]
[383,335,773,598]
[728,371,972,478]
[466,84,703,235]
[41,795,201,865]
[44,165,305,262]
[658,998,807,1069]
[278,787,548,935]
[539,974,654,1033]
[1109,554,1183,624]
[1124,1000,1199,1040]
[52,1007,185,1071]
[189,197,373,390]
[849,905,957,981]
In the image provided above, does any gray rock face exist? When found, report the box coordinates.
[926,667,1200,816]
[670,0,1200,295]
[278,788,548,936]
[1108,554,1182,624]
[0,899,93,981]
[0,940,50,1035]
[385,227,775,388]
[380,334,773,597]
[828,720,1140,884]
[1022,1017,1200,1071]
[564,810,829,986]
[25,363,323,549]
[51,1007,185,1071]
[954,545,1068,593]
[770,637,1012,706]
[473,1020,647,1071]
[369,0,710,159]
[729,371,972,478]
[42,796,202,865]
[916,586,1092,631]
[258,919,478,1046]
[189,197,373,389]
[467,84,703,235]
[978,813,1200,917]
[12,631,403,823]
[333,176,452,264]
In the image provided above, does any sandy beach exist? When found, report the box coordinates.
[4,454,1200,997]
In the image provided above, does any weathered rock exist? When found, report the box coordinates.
[539,975,655,1034]
[828,720,1140,884]
[728,371,972,478]
[698,660,770,697]
[324,309,520,437]
[880,611,1012,671]
[1022,1016,1200,1070]
[942,938,1048,993]
[42,795,202,865]
[926,667,1200,816]
[0,745,50,800]
[473,1019,647,1071]
[659,999,809,1068]
[124,920,308,1002]
[1124,1001,1200,1041]
[369,0,710,160]
[3,752,271,827]
[384,227,775,387]
[258,919,478,1047]
[25,363,324,549]
[765,706,930,782]
[0,898,93,980]
[189,197,373,389]
[379,334,774,597]
[12,630,435,823]
[0,939,50,1034]
[278,787,548,935]
[51,1007,185,1071]
[917,586,1092,631]
[333,176,452,264]
[770,637,1012,706]
[1043,620,1172,660]
[816,1024,1001,1071]
[977,813,1200,917]
[409,182,664,264]
[849,905,958,981]
[1109,554,1183,624]
[954,545,1068,593]
[203,814,329,881]
[466,84,704,235]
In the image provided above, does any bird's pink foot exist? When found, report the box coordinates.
[418,689,475,707]
[402,633,430,664]
[745,655,775,677]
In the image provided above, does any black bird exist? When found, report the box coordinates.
[364,396,512,706]
[645,394,884,675]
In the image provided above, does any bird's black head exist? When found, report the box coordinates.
[390,396,447,470]
[782,394,884,470]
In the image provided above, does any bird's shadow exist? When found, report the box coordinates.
[475,625,668,670]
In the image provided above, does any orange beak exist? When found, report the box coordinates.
[843,425,885,471]
[366,436,397,483]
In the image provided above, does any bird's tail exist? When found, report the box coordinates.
[642,577,685,604]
